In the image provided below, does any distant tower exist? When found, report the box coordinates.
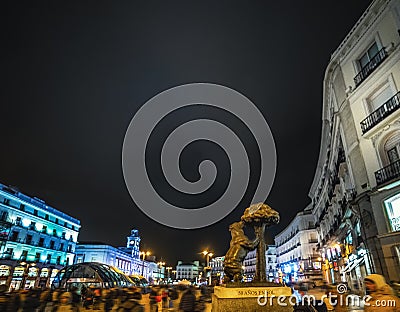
[126,229,141,259]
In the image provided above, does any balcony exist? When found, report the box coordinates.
[354,48,387,87]
[375,159,400,186]
[361,92,400,134]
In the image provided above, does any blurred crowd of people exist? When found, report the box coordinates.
[0,283,210,312]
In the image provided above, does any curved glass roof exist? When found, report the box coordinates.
[52,262,134,289]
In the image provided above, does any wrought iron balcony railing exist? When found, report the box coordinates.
[375,159,400,186]
[354,48,387,87]
[361,92,400,134]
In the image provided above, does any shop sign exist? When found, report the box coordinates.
[51,269,59,278]
[384,193,400,232]
[0,265,10,277]
[40,268,49,278]
[13,267,25,277]
[28,267,38,277]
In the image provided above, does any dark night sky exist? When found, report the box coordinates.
[1,1,372,266]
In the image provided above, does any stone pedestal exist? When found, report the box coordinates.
[211,285,293,312]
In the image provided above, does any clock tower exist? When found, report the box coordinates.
[126,229,141,259]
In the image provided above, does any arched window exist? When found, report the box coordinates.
[383,131,400,165]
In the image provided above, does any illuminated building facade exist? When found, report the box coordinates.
[308,0,400,288]
[176,261,200,282]
[0,183,80,290]
[209,256,224,284]
[243,245,278,282]
[74,229,157,281]
[275,209,321,283]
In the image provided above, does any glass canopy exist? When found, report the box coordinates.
[52,262,134,289]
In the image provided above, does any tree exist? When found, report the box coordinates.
[241,203,279,282]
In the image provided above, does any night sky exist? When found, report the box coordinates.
[1,1,372,266]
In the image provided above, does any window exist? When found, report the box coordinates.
[25,234,32,245]
[33,209,38,216]
[383,132,400,165]
[387,147,400,164]
[39,237,44,247]
[50,241,55,249]
[368,84,394,112]
[10,231,19,241]
[359,42,379,69]
[354,41,387,86]
[21,250,28,261]
[5,248,13,258]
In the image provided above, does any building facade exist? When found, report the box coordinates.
[0,183,80,290]
[275,209,321,283]
[74,229,158,281]
[176,261,200,282]
[210,256,224,284]
[243,245,278,282]
[308,0,400,288]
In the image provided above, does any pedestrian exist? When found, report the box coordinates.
[38,288,52,312]
[53,292,79,312]
[364,274,400,312]
[149,286,161,312]
[116,291,144,312]
[93,287,102,310]
[179,286,196,312]
[69,286,81,308]
[168,286,179,310]
[83,286,94,309]
[21,288,40,312]
[0,284,10,312]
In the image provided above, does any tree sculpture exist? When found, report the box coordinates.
[241,203,280,282]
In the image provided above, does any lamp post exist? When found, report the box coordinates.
[202,250,213,285]
[140,251,150,277]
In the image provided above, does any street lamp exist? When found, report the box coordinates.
[140,251,150,276]
[202,250,213,285]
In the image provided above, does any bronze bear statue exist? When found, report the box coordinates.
[223,221,260,283]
